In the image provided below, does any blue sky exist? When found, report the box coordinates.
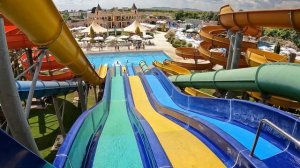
[53,0,300,11]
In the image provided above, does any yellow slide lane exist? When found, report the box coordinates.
[129,76,225,168]
[153,61,191,75]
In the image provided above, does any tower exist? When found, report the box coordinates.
[131,3,137,14]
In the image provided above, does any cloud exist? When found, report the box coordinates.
[53,0,300,11]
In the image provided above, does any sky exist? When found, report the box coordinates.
[53,0,300,11]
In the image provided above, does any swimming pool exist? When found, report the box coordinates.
[87,51,171,68]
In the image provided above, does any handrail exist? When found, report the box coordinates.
[250,118,300,157]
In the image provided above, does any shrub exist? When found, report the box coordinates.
[187,43,193,47]
[181,40,187,45]
[172,43,180,48]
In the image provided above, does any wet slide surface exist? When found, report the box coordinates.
[93,75,143,168]
[129,76,225,168]
[145,75,282,160]
[127,65,135,76]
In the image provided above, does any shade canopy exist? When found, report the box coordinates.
[94,36,104,41]
[124,20,148,33]
[143,34,153,39]
[81,21,108,34]
[130,35,143,41]
[119,35,129,39]
[81,37,92,41]
[186,28,197,33]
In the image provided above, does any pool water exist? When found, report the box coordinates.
[87,51,171,68]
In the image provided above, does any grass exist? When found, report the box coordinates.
[28,89,98,163]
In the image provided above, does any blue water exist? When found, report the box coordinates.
[87,51,171,68]
[145,75,282,160]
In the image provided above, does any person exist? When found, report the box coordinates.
[128,44,130,50]
[142,42,145,50]
[117,45,120,51]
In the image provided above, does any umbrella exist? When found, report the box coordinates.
[186,28,197,33]
[119,35,129,39]
[81,37,92,41]
[106,36,116,40]
[143,34,153,39]
[130,35,143,41]
[94,36,104,41]
[117,38,125,42]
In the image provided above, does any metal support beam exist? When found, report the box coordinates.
[25,48,34,77]
[52,97,66,137]
[230,31,243,69]
[93,86,98,103]
[0,19,40,155]
[85,84,89,108]
[226,32,235,70]
[24,51,45,119]
[77,79,87,112]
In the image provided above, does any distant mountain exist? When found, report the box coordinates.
[144,7,202,11]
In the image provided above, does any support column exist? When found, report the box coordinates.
[0,19,40,155]
[93,86,98,103]
[52,97,66,137]
[77,79,87,112]
[230,31,243,69]
[25,48,34,77]
[24,51,44,119]
[289,53,296,63]
[226,30,235,70]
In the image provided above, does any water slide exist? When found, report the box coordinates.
[246,48,300,66]
[16,80,77,100]
[169,63,300,102]
[54,67,172,168]
[97,64,108,79]
[163,59,214,70]
[141,68,300,167]
[184,87,216,98]
[126,63,136,76]
[152,60,191,75]
[0,0,101,85]
[127,75,226,167]
[173,5,300,107]
[177,5,300,69]
[3,19,35,49]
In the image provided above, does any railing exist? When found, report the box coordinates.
[250,119,300,157]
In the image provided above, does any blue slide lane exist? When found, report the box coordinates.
[127,65,135,76]
[145,75,282,160]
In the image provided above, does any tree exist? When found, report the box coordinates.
[89,27,96,43]
[135,26,141,36]
[274,42,281,54]
[161,23,167,32]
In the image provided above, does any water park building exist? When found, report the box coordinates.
[87,3,141,29]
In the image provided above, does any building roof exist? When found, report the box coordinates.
[97,4,102,11]
[91,7,96,13]
[131,3,137,10]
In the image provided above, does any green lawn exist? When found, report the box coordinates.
[28,89,98,162]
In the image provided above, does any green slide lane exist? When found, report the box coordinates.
[93,76,143,168]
